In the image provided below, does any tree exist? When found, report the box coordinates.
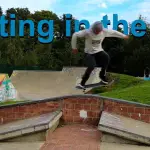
[0,6,3,15]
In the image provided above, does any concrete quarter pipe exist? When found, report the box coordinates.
[10,67,101,101]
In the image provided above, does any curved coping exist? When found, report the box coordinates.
[0,94,150,108]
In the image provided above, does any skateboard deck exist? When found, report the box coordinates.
[76,80,114,90]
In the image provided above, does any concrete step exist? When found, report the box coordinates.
[0,110,62,141]
[98,111,150,145]
[101,132,140,145]
[100,142,150,150]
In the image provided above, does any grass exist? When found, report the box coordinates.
[0,100,30,106]
[92,73,150,105]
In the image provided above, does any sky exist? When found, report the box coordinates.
[0,0,150,28]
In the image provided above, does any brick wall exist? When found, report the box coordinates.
[62,97,102,125]
[104,99,150,123]
[0,96,149,125]
[0,101,61,125]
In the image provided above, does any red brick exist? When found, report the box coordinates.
[113,102,122,106]
[97,101,102,106]
[63,109,71,116]
[64,116,73,122]
[87,111,97,118]
[12,106,19,113]
[53,102,60,107]
[75,104,83,110]
[91,105,100,111]
[73,116,84,122]
[40,110,52,114]
[7,113,15,119]
[15,113,25,119]
[69,99,78,104]
[83,104,91,110]
[120,107,128,113]
[65,103,74,109]
[86,99,98,105]
[0,111,6,117]
[39,103,47,108]
[46,102,56,107]
[96,112,101,118]
[0,109,5,113]
[113,106,122,113]
[92,118,100,125]
[145,108,150,114]
[130,113,140,120]
[71,110,79,117]
[84,118,93,124]
[46,105,57,109]
[19,106,28,112]
[107,106,113,112]
[63,98,76,104]
[3,108,13,114]
[128,107,135,113]
[24,113,32,118]
[64,109,79,117]
[104,100,114,107]
[141,115,150,123]
[134,107,145,114]
[77,99,86,104]
[30,104,39,109]
[120,103,135,107]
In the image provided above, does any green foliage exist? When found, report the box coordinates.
[0,8,149,76]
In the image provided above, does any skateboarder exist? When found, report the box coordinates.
[71,21,129,89]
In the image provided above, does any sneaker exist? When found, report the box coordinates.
[100,76,109,84]
[76,83,85,89]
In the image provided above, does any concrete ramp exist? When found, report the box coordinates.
[62,67,101,84]
[98,111,150,145]
[10,67,100,100]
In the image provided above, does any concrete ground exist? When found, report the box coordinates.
[0,142,44,150]
[100,142,150,150]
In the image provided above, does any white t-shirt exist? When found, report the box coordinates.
[71,26,126,54]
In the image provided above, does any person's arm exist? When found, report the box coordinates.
[104,28,128,39]
[71,29,87,50]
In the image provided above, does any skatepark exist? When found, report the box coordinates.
[0,67,150,150]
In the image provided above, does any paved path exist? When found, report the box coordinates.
[40,124,101,150]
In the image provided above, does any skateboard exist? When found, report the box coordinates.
[76,80,115,93]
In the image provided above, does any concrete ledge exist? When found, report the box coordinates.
[98,111,150,145]
[100,142,150,150]
[0,110,62,141]
[101,132,141,145]
[0,94,149,109]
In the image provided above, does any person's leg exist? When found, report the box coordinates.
[94,51,110,83]
[80,53,96,87]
